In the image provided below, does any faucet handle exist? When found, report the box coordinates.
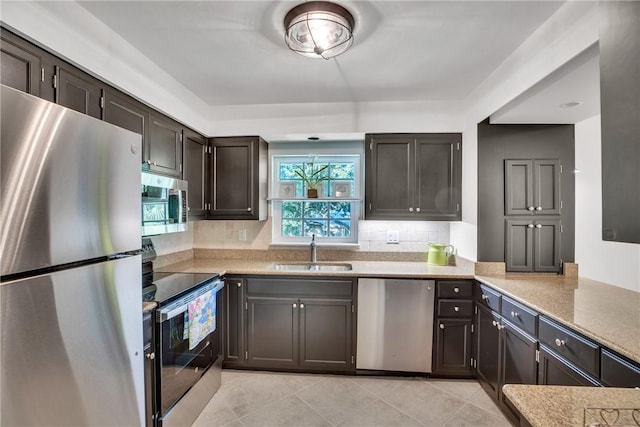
[311,234,316,243]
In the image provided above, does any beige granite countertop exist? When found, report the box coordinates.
[476,274,640,365]
[502,384,640,427]
[157,255,640,365]
[157,257,476,279]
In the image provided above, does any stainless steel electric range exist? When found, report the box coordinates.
[142,239,224,427]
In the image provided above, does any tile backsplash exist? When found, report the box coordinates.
[188,218,451,253]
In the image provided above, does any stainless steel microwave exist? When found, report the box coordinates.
[141,172,188,236]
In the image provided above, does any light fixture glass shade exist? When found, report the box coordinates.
[284,1,354,60]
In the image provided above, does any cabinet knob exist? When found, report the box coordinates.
[440,324,445,329]
[416,207,421,212]
[555,338,566,347]
[536,206,542,211]
[492,320,498,327]
[146,352,155,360]
[247,207,252,212]
[481,294,488,301]
[527,224,534,228]
[293,303,297,309]
[409,207,414,212]
[535,224,542,229]
[528,206,535,211]
[300,303,305,309]
[454,306,460,312]
[454,287,460,293]
[511,311,518,318]
[237,282,242,288]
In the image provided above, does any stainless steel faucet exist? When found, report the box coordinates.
[310,234,317,263]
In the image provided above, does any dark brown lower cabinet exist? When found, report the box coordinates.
[247,296,299,369]
[475,304,501,397]
[242,276,355,373]
[223,276,245,367]
[433,318,473,376]
[538,346,601,386]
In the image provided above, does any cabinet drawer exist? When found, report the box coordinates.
[437,299,474,318]
[476,283,501,312]
[501,296,538,337]
[600,349,640,388]
[247,277,353,298]
[437,280,473,298]
[538,317,599,378]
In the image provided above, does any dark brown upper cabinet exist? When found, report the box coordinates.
[209,136,267,220]
[505,159,560,216]
[365,133,461,221]
[102,88,149,163]
[183,129,208,219]
[599,1,640,244]
[54,65,104,119]
[505,218,561,273]
[147,112,183,178]
[1,29,43,98]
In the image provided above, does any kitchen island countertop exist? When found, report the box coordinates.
[502,384,640,427]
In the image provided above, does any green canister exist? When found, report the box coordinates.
[427,243,455,266]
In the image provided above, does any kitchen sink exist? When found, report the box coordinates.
[272,263,353,272]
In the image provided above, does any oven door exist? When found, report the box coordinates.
[155,280,223,416]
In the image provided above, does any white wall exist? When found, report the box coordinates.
[575,116,640,292]
[450,1,599,261]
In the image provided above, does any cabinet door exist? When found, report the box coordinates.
[533,219,561,272]
[501,321,537,388]
[299,298,353,372]
[505,160,533,215]
[147,112,183,177]
[0,30,42,97]
[505,219,534,272]
[475,304,501,398]
[102,88,148,163]
[183,130,208,219]
[415,135,461,220]
[538,346,601,386]
[433,318,473,376]
[223,277,245,366]
[246,296,299,369]
[533,160,561,215]
[210,136,260,219]
[365,135,414,219]
[54,65,103,119]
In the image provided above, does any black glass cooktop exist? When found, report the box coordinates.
[143,272,219,305]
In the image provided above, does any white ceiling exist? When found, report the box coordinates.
[77,1,566,107]
[491,42,600,124]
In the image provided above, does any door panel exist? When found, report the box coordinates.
[148,113,182,177]
[505,160,533,215]
[505,219,534,272]
[434,318,472,375]
[415,138,458,218]
[534,219,561,272]
[184,130,208,219]
[538,346,600,386]
[55,66,102,119]
[0,36,41,96]
[247,297,298,368]
[223,277,245,365]
[476,305,501,398]
[533,159,560,215]
[501,322,537,387]
[299,298,352,371]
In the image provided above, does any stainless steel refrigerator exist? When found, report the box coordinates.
[0,85,145,426]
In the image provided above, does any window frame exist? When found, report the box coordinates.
[270,151,362,246]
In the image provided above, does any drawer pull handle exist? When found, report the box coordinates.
[481,295,488,301]
[511,311,518,318]
[555,338,566,347]
[454,287,460,293]
[454,306,460,312]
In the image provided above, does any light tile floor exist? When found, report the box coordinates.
[192,370,513,427]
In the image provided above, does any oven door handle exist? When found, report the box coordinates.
[156,279,225,323]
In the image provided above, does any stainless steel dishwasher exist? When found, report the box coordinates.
[357,278,435,373]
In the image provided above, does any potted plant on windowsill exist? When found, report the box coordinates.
[294,160,329,198]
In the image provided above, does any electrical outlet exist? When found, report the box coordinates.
[239,229,247,241]
[386,230,399,244]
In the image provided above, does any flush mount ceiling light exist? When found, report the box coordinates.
[559,101,583,109]
[284,1,355,60]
